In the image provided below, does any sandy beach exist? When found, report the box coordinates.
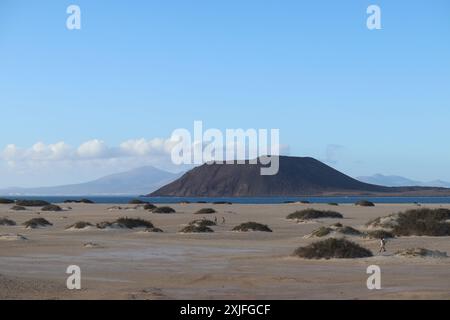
[0,202,449,300]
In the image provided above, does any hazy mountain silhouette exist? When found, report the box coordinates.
[150,156,450,197]
[0,166,181,196]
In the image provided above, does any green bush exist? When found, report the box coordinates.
[0,217,16,226]
[232,222,272,232]
[66,221,93,229]
[16,200,51,207]
[355,200,375,207]
[293,238,373,259]
[311,226,332,237]
[41,204,63,212]
[0,198,14,204]
[23,218,53,229]
[153,206,176,214]
[116,217,154,229]
[179,225,214,233]
[392,208,450,236]
[195,208,216,214]
[287,209,343,220]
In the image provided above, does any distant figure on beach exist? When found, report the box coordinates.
[222,217,226,224]
[378,237,386,253]
[214,216,217,224]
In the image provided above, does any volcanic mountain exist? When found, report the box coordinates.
[149,156,450,197]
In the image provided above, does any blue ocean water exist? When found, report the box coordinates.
[2,195,450,204]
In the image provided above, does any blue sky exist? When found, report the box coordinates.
[1,0,450,187]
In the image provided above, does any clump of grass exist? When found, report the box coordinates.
[293,238,373,259]
[337,226,363,236]
[23,218,53,229]
[365,213,398,229]
[66,221,93,229]
[328,203,339,206]
[392,208,450,236]
[355,200,375,207]
[332,222,343,227]
[197,201,208,204]
[128,199,146,204]
[189,219,216,227]
[232,222,272,232]
[195,208,216,214]
[179,225,214,233]
[152,206,176,214]
[116,217,154,229]
[0,198,14,204]
[212,201,232,205]
[395,248,448,258]
[10,205,26,211]
[311,226,332,237]
[16,200,51,207]
[365,230,395,239]
[143,203,157,210]
[286,209,343,220]
[97,217,154,229]
[0,217,16,226]
[41,204,63,212]
[146,227,164,233]
[299,200,311,204]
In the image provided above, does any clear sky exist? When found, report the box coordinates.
[1,0,450,187]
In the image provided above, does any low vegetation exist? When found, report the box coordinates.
[145,227,164,233]
[328,202,339,206]
[179,225,214,233]
[195,208,216,214]
[10,205,26,211]
[232,222,272,232]
[286,209,343,220]
[23,218,53,229]
[308,225,362,238]
[0,217,16,226]
[395,248,448,258]
[392,208,450,236]
[365,230,395,239]
[0,198,14,204]
[41,204,63,212]
[66,221,93,229]
[355,200,375,207]
[143,203,157,210]
[152,206,176,214]
[97,217,155,229]
[212,201,232,205]
[293,238,373,259]
[15,200,51,207]
[189,219,216,227]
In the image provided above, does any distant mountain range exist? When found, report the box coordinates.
[357,174,450,188]
[150,156,450,197]
[0,166,181,196]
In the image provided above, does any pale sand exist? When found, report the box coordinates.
[0,202,449,300]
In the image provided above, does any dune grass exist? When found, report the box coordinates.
[232,222,272,232]
[189,219,217,227]
[66,221,93,229]
[195,208,216,214]
[23,218,53,229]
[143,203,157,210]
[179,225,214,233]
[41,204,63,212]
[152,206,176,214]
[10,205,26,211]
[0,217,16,226]
[0,198,14,204]
[365,230,395,239]
[97,217,155,229]
[287,209,343,220]
[293,238,373,259]
[355,200,375,207]
[392,208,450,236]
[15,200,51,207]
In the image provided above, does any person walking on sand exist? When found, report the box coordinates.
[378,237,386,253]
[222,216,226,224]
[214,216,217,224]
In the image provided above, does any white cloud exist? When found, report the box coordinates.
[77,139,109,159]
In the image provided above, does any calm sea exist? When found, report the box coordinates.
[2,195,450,204]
